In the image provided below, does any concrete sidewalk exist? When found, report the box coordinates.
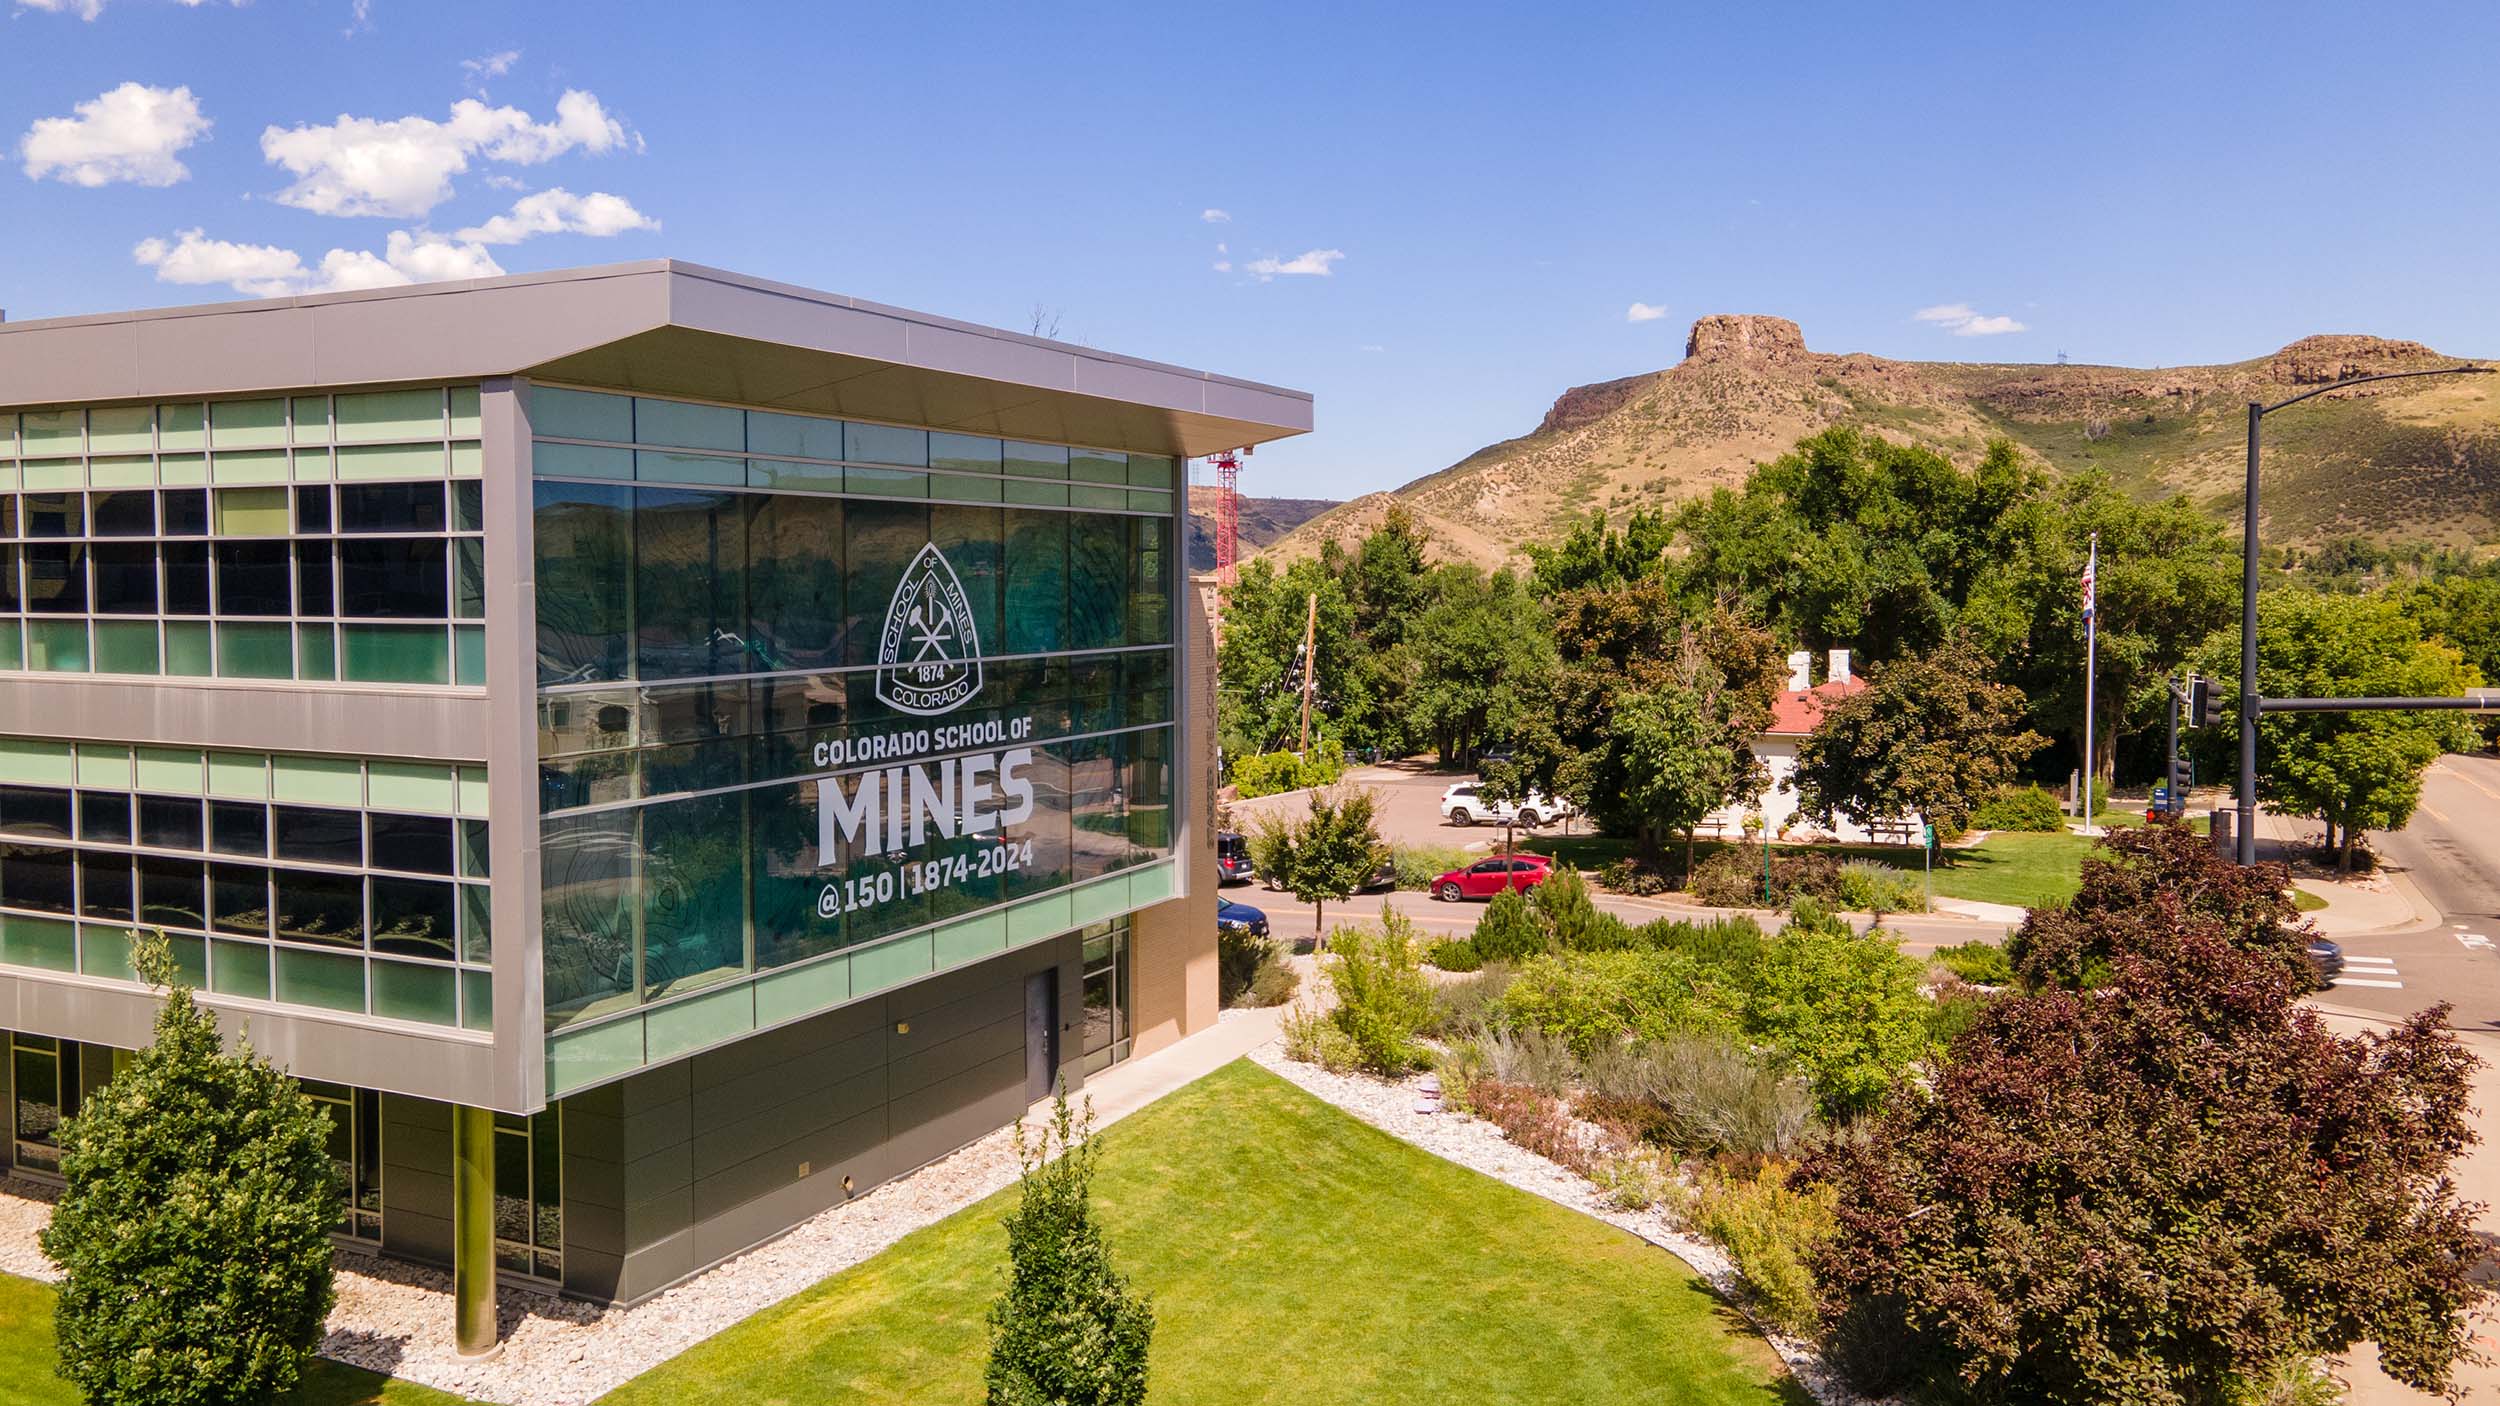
[1036,988,1294,1133]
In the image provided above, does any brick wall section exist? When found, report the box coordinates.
[1128,581,1219,1060]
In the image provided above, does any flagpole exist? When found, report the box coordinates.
[2082,532,2099,834]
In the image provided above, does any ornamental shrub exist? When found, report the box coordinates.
[1677,1161,1837,1336]
[1835,860,1925,914]
[1745,902,1935,1120]
[1687,845,1849,908]
[1311,912,1436,1075]
[1597,858,1670,896]
[1226,739,1347,799]
[1933,940,2015,987]
[1530,865,1609,949]
[1968,784,2066,833]
[1424,936,1482,972]
[1499,948,1743,1059]
[1391,844,1475,890]
[986,1089,1154,1406]
[1580,1031,1817,1161]
[1469,887,1551,963]
[1635,915,1767,986]
[41,933,339,1406]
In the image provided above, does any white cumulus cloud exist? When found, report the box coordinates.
[1626,301,1669,323]
[1243,248,1343,281]
[20,82,211,187]
[1914,302,2027,337]
[260,89,632,219]
[462,49,521,87]
[453,187,658,244]
[134,226,504,298]
[1200,207,1230,223]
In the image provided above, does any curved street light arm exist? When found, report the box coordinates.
[2261,364,2493,416]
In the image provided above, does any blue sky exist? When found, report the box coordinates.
[6,1,2498,500]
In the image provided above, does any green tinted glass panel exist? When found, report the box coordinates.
[746,459,842,492]
[297,624,337,680]
[274,946,364,1012]
[635,450,745,486]
[461,883,493,962]
[454,625,486,685]
[462,970,493,1031]
[930,432,1002,473]
[28,620,88,672]
[745,410,843,461]
[1070,448,1127,484]
[87,405,155,453]
[532,481,632,685]
[20,410,81,454]
[2,915,76,972]
[93,620,159,675]
[845,422,927,467]
[344,626,450,684]
[1004,441,1069,478]
[0,621,20,670]
[210,399,287,447]
[217,622,292,679]
[336,388,442,442]
[212,449,290,485]
[371,959,458,1025]
[210,939,270,998]
[448,386,482,438]
[337,444,444,479]
[1127,453,1176,489]
[291,397,331,443]
[933,473,1004,503]
[633,397,743,452]
[158,403,206,450]
[532,387,632,443]
[534,443,633,480]
[214,487,289,535]
[164,621,211,675]
[1069,513,1127,649]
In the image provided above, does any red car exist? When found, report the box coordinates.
[1430,854,1555,902]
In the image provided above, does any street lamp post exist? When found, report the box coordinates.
[2236,365,2495,864]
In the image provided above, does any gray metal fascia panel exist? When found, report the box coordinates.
[0,677,490,762]
[0,970,500,1107]
[662,271,913,366]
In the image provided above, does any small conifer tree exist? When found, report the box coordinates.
[985,1088,1153,1406]
[1470,886,1552,963]
[40,932,339,1406]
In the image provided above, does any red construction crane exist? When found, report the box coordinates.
[1209,447,1249,586]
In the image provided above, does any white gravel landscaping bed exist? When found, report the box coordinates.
[1247,1045,1874,1406]
[0,1118,1041,1406]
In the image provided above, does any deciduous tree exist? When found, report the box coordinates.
[2201,589,2480,871]
[986,1088,1153,1406]
[1279,786,1391,942]
[1795,639,2044,835]
[1810,826,2486,1403]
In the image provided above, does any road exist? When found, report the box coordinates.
[1225,883,2004,955]
[1225,759,2010,953]
[2332,753,2500,1036]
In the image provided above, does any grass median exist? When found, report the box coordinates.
[596,1059,1806,1406]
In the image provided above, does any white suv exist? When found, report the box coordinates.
[1440,782,1574,828]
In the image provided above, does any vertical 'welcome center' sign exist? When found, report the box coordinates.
[813,543,1040,919]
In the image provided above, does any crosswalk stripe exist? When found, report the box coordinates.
[2343,957,2398,968]
[2331,977,2406,989]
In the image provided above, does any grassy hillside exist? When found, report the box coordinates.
[1257,318,2500,570]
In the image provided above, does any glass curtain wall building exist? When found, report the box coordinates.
[0,262,1309,1333]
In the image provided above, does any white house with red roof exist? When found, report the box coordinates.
[1704,648,1923,845]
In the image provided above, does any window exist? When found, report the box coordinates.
[10,1034,76,1175]
[304,1082,382,1241]
[1080,922,1131,1075]
[493,1109,562,1280]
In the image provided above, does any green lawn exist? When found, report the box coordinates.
[1543,831,2093,911]
[0,1272,467,1406]
[597,1060,1805,1406]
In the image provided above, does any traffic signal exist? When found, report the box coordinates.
[2187,676,2224,729]
[2168,756,2193,801]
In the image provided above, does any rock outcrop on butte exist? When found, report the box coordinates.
[1253,317,2498,570]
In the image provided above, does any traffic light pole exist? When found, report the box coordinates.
[2234,365,2493,865]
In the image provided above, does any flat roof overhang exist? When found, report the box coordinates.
[0,260,1311,458]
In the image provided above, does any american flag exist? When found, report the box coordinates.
[2081,536,2098,621]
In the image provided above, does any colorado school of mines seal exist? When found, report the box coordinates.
[875,543,984,716]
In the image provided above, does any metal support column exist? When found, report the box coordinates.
[451,1103,498,1357]
[2237,401,2262,864]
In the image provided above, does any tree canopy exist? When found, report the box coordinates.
[1794,639,2044,835]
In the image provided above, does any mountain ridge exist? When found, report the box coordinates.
[1257,317,2500,571]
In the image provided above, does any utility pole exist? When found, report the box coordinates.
[2236,364,2494,863]
[1296,591,1317,758]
